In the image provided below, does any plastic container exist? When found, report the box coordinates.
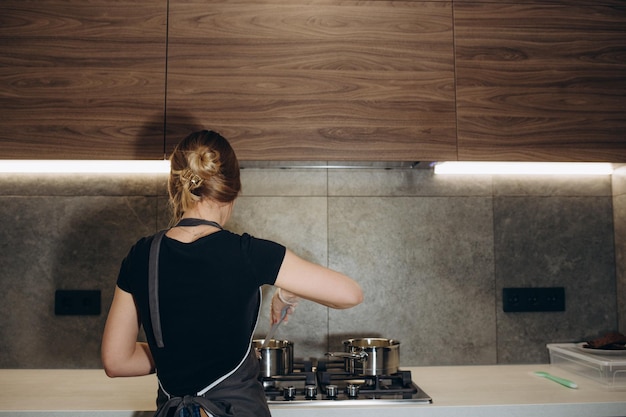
[547,343,626,390]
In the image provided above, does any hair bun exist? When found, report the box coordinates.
[167,130,241,223]
[188,148,221,178]
[199,149,221,177]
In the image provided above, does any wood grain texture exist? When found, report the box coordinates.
[454,0,624,5]
[166,0,456,161]
[455,3,626,162]
[4,1,622,162]
[0,0,167,159]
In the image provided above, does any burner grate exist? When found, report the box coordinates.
[263,358,431,404]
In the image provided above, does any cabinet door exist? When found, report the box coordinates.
[0,0,167,160]
[455,3,626,162]
[166,0,456,161]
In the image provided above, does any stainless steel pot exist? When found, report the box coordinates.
[328,337,400,375]
[253,339,293,377]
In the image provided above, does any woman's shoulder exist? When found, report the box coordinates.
[230,230,282,246]
[124,232,162,257]
[235,232,286,259]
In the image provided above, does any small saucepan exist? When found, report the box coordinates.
[253,339,293,377]
[327,337,400,376]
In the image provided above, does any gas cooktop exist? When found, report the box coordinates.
[264,359,432,405]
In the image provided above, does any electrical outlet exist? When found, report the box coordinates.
[55,290,101,316]
[502,287,565,312]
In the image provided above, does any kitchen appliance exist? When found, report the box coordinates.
[261,339,432,406]
[328,337,400,375]
[254,339,294,377]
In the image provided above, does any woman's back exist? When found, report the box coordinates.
[117,230,285,395]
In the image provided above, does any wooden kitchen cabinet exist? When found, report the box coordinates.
[454,2,626,162]
[165,0,457,161]
[1,0,624,162]
[0,0,167,160]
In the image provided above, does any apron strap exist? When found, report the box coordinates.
[175,218,223,229]
[149,230,167,348]
[148,218,223,348]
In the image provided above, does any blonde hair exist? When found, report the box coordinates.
[168,130,241,223]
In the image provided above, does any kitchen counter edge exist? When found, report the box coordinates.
[0,365,624,417]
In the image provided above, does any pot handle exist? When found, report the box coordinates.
[325,351,368,360]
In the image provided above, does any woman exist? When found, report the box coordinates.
[101,130,363,417]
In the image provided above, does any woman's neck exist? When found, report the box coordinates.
[167,200,232,243]
[184,199,233,226]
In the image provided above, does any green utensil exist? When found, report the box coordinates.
[534,371,578,389]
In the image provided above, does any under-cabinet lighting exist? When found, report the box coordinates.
[0,160,616,175]
[433,162,614,176]
[0,160,171,174]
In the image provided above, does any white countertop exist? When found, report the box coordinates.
[1,365,624,417]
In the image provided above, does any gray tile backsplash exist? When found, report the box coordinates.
[0,167,623,369]
[613,165,626,338]
[494,195,615,363]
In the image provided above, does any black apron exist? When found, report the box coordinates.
[149,218,271,417]
[154,348,269,417]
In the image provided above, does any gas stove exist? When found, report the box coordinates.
[263,358,432,405]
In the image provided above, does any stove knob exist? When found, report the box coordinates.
[304,385,317,399]
[346,384,360,398]
[325,384,338,399]
[283,386,297,401]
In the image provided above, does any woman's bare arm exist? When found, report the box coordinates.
[273,249,363,310]
[101,286,155,377]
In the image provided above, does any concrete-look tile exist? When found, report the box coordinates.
[156,173,170,199]
[494,196,617,364]
[229,196,329,360]
[328,169,492,197]
[327,196,496,366]
[614,193,626,335]
[613,165,626,197]
[240,169,327,197]
[494,175,612,197]
[157,195,173,229]
[0,196,158,368]
[0,169,621,369]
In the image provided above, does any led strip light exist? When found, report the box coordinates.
[0,160,615,175]
[0,160,171,174]
[434,162,614,175]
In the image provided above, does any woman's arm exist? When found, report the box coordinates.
[101,286,155,377]
[271,249,363,321]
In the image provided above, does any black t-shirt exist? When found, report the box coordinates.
[116,229,286,396]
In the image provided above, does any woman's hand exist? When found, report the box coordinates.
[270,288,299,324]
